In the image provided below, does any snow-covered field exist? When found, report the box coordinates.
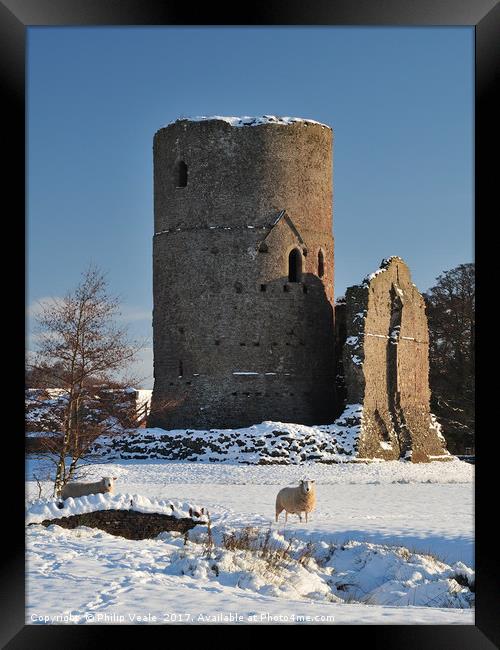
[26,457,474,625]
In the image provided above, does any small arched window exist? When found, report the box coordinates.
[176,160,188,188]
[288,248,302,283]
[318,250,325,278]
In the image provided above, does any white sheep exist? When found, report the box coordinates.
[60,476,117,500]
[275,479,316,523]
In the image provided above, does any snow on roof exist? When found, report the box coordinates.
[163,115,331,129]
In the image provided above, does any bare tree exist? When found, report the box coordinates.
[28,266,143,495]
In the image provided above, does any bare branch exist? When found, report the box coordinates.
[27,265,142,493]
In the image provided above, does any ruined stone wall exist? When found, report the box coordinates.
[32,510,201,540]
[341,257,447,462]
[150,118,335,429]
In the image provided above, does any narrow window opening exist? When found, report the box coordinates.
[303,285,308,294]
[178,360,183,377]
[215,340,220,346]
[283,284,290,292]
[318,250,325,278]
[260,284,266,292]
[234,282,243,294]
[176,160,188,187]
[288,248,302,282]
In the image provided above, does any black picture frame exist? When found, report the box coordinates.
[4,0,497,646]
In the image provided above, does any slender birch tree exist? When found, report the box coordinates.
[29,267,141,495]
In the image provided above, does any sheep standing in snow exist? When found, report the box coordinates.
[275,479,316,523]
[60,476,117,500]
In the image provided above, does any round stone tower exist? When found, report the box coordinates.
[149,116,335,429]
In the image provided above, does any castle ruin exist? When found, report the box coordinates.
[150,116,335,430]
[149,116,448,462]
[335,257,447,462]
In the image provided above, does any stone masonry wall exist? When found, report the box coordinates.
[150,118,335,429]
[32,509,201,540]
[341,257,448,462]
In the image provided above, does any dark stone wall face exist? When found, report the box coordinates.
[150,119,335,429]
[33,509,200,540]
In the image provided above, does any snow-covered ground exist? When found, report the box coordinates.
[26,457,474,625]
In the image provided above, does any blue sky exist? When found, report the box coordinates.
[27,27,474,388]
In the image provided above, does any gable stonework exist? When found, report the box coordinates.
[337,257,448,462]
